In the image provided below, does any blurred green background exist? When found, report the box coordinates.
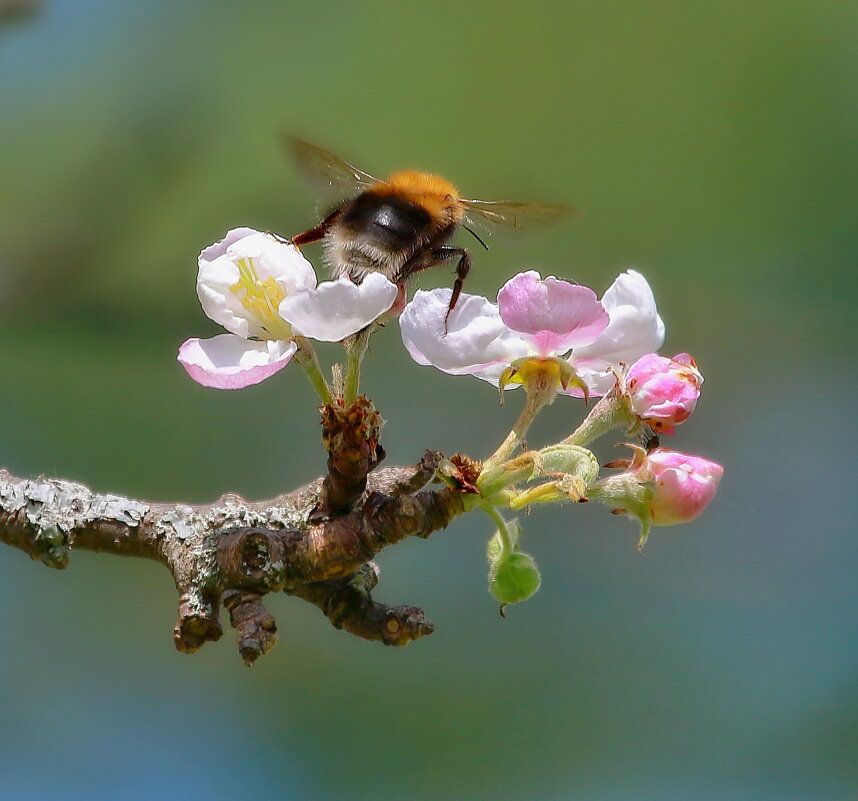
[1,1,856,799]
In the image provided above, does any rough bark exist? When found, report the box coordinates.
[0,399,469,664]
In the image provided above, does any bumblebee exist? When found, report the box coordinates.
[288,138,572,317]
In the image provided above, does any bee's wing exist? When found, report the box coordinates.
[286,136,380,203]
[460,198,578,240]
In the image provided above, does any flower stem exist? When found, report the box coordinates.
[485,389,551,467]
[562,391,632,447]
[476,457,534,499]
[343,326,372,403]
[481,503,514,554]
[293,338,333,404]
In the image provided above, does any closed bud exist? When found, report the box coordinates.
[646,449,723,526]
[489,550,542,605]
[624,352,702,434]
[591,445,723,550]
[487,520,541,606]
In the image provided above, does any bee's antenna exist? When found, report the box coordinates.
[463,225,489,251]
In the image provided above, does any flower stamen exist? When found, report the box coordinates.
[230,257,292,339]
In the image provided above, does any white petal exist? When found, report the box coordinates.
[197,254,257,338]
[563,358,619,398]
[226,233,317,295]
[400,288,528,375]
[177,334,296,390]
[199,227,260,264]
[196,230,317,340]
[573,270,665,365]
[279,273,399,342]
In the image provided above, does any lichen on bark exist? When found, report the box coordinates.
[0,398,468,664]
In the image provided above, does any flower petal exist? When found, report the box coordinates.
[177,334,296,390]
[573,270,665,365]
[197,229,316,339]
[226,232,317,295]
[279,273,399,342]
[626,352,703,431]
[198,227,259,264]
[565,357,620,398]
[647,450,724,525]
[400,288,528,379]
[197,253,255,338]
[497,271,609,355]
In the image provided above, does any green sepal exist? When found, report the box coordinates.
[531,444,599,484]
[588,470,656,552]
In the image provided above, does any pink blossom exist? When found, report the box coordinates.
[626,352,703,434]
[400,270,664,398]
[496,272,609,356]
[646,449,724,526]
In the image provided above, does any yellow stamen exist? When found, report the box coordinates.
[230,257,292,340]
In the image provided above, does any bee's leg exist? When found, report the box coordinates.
[400,245,472,331]
[291,226,328,246]
[291,209,341,246]
[431,246,472,330]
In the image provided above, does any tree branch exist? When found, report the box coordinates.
[0,400,469,663]
[309,396,384,522]
[288,563,434,646]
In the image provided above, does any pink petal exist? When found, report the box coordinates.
[178,334,296,390]
[497,271,609,356]
[626,352,703,428]
[672,352,695,367]
[647,450,724,525]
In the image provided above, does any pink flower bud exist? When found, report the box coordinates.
[625,353,702,434]
[646,449,723,525]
